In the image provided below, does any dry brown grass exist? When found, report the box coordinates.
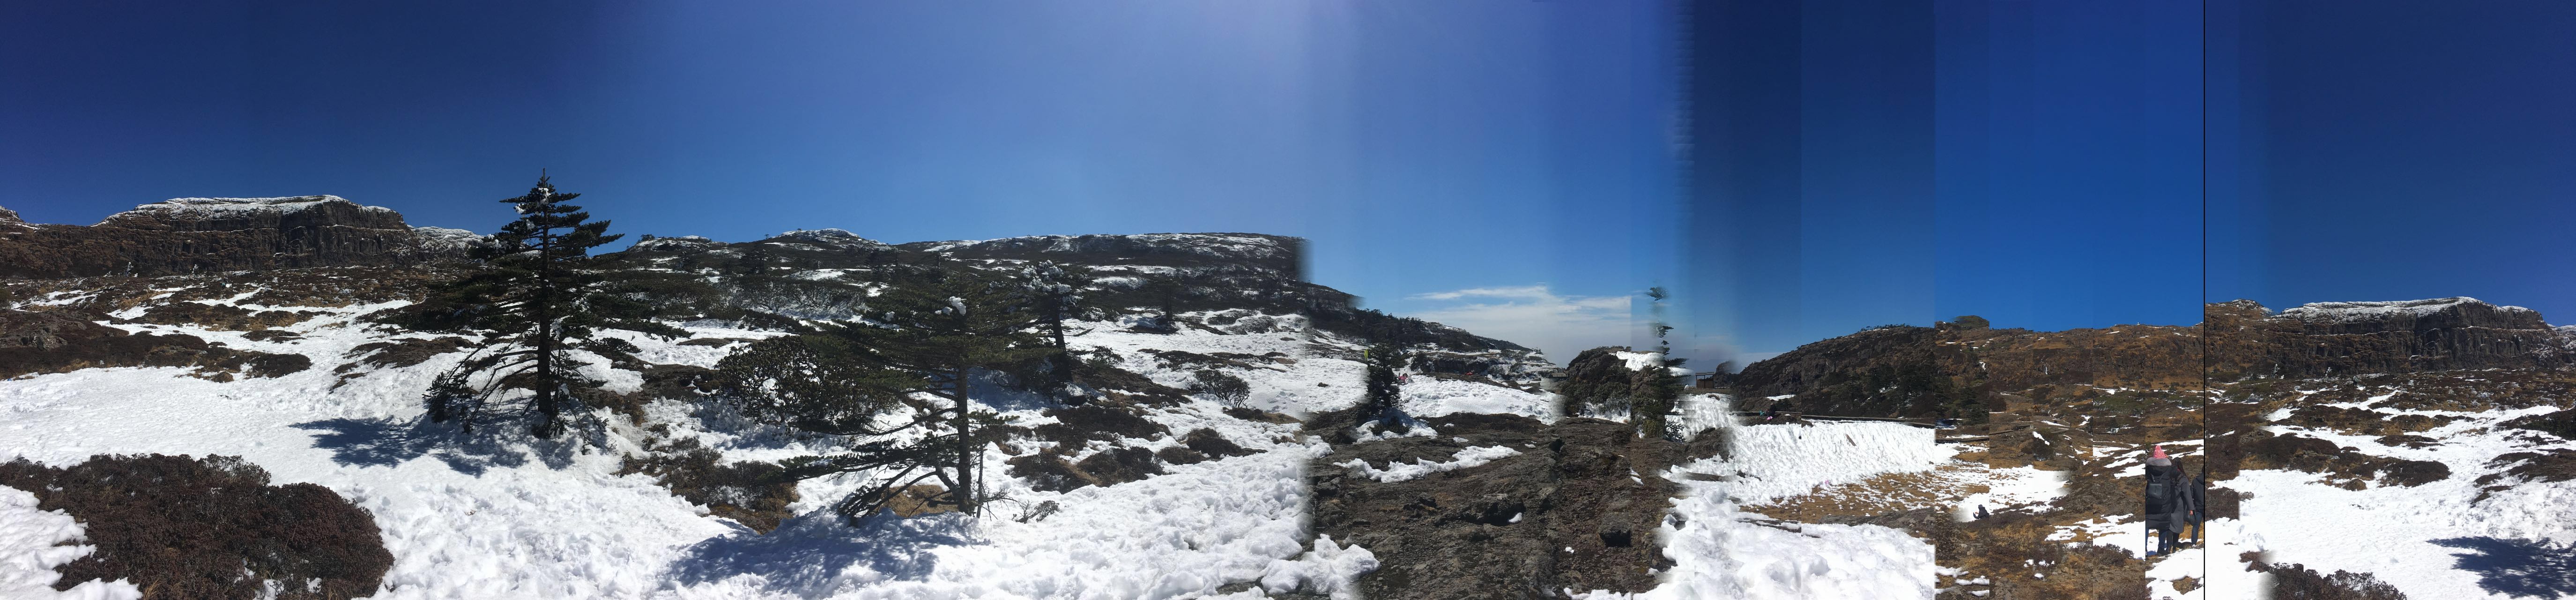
[880,484,958,518]
[1740,463,1977,529]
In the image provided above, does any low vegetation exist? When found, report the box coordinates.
[0,454,392,600]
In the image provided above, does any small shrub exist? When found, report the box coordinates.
[2257,562,2408,600]
[1181,428,1254,458]
[617,439,800,532]
[2502,408,2576,440]
[0,454,392,600]
[1188,369,1251,404]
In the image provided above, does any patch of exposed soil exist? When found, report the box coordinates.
[1,308,310,380]
[2240,431,2451,489]
[134,301,312,331]
[2249,559,2409,600]
[1306,411,1688,600]
[1933,512,2146,600]
[1740,467,1967,534]
[2283,405,2457,437]
[2476,449,2576,487]
[617,437,799,532]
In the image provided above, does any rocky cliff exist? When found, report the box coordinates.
[2212,297,2574,379]
[0,196,482,279]
[1730,297,2574,417]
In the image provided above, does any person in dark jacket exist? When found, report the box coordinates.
[2143,444,2185,555]
[2185,473,2207,545]
[1975,504,1990,520]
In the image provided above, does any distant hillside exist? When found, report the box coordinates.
[1727,297,2576,418]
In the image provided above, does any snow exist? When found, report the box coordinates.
[1952,466,2068,522]
[2150,518,2264,600]
[1611,351,1689,377]
[1393,377,1556,423]
[629,236,718,252]
[1669,393,1734,441]
[1684,421,1950,506]
[2279,297,2534,323]
[1335,446,1521,483]
[0,283,1519,599]
[769,229,886,248]
[2235,399,2576,599]
[1253,535,1376,600]
[1645,395,1943,599]
[101,195,396,225]
[412,226,489,253]
[0,487,142,600]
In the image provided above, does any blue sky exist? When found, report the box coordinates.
[1681,0,2203,361]
[11,1,2564,366]
[0,1,1677,364]
[2208,0,2576,321]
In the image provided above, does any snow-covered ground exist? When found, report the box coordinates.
[1641,394,1947,600]
[1951,466,2068,523]
[2148,518,2264,600]
[0,487,141,600]
[2,290,1539,598]
[2232,401,2576,600]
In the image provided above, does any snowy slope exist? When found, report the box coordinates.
[0,487,141,600]
[2233,401,2576,600]
[0,274,1574,599]
[1641,395,1947,600]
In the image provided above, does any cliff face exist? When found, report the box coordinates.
[2216,298,2572,379]
[1730,297,2574,417]
[0,196,480,279]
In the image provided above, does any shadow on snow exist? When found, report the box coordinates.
[290,412,609,475]
[667,508,978,595]
[2428,536,2576,599]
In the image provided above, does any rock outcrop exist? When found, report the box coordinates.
[0,196,481,279]
[2212,298,2573,379]
[609,229,1545,366]
[1728,297,2570,417]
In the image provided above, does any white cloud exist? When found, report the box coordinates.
[1400,285,1636,366]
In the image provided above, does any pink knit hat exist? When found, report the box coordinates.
[2151,444,2168,460]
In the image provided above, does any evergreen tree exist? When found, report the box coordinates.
[721,270,1051,520]
[1634,287,1687,439]
[728,244,773,278]
[1136,279,1183,333]
[1362,343,1408,432]
[423,175,681,437]
[1024,261,1095,400]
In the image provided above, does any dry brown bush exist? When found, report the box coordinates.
[0,454,391,600]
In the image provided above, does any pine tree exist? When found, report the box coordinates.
[1634,286,1687,439]
[721,270,1051,520]
[1024,261,1095,400]
[1362,343,1408,432]
[423,175,681,437]
[729,244,773,278]
[1136,279,1183,333]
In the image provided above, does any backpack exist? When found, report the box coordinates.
[2145,471,2175,515]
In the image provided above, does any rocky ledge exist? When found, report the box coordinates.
[0,196,483,279]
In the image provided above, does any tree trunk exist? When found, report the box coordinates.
[951,366,977,513]
[532,217,557,437]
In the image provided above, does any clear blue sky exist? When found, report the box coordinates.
[17,2,2555,366]
[1682,1,2204,360]
[2208,0,2576,322]
[0,1,1678,364]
